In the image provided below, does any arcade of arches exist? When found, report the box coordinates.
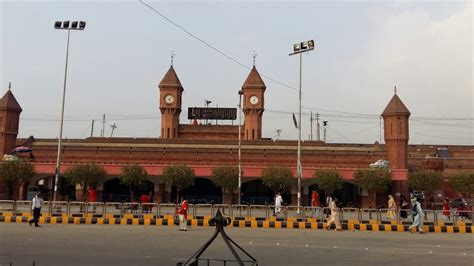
[24,175,368,208]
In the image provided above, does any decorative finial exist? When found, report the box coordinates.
[394,86,397,95]
[252,51,258,67]
[8,82,11,90]
[170,50,175,67]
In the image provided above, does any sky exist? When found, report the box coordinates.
[1,0,472,145]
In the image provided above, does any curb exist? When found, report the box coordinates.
[1,216,472,233]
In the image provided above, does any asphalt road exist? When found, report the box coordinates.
[0,223,472,266]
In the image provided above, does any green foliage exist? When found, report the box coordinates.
[261,166,293,194]
[119,164,148,201]
[163,164,195,203]
[448,171,474,196]
[354,169,392,193]
[408,170,443,195]
[210,166,239,193]
[64,163,106,201]
[313,170,343,195]
[0,160,35,200]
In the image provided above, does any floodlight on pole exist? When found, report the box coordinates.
[238,90,244,205]
[52,20,86,203]
[289,39,315,214]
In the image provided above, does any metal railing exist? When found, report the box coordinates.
[0,200,472,226]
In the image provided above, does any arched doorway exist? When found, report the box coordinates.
[171,178,222,204]
[241,179,284,205]
[333,182,360,208]
[103,178,154,202]
[307,183,323,206]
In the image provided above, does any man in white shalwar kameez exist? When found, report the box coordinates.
[274,192,283,215]
[408,196,425,234]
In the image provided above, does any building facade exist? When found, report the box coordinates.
[1,67,473,206]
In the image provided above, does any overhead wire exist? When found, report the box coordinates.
[138,0,298,92]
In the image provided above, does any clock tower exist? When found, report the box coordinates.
[159,66,183,139]
[242,66,266,140]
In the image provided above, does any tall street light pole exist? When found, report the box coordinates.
[238,90,243,205]
[289,40,315,214]
[52,20,86,202]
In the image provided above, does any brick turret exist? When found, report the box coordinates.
[242,66,266,140]
[0,83,22,156]
[159,66,183,139]
[382,88,410,169]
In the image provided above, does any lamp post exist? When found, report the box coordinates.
[238,90,243,205]
[289,40,315,213]
[52,20,86,203]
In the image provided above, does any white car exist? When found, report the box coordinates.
[370,159,389,168]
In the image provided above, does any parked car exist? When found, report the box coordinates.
[369,159,389,168]
[451,198,469,209]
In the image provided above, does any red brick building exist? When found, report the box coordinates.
[1,67,473,206]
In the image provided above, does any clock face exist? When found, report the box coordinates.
[165,94,175,104]
[249,95,259,105]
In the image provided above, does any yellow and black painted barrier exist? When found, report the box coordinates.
[0,215,472,233]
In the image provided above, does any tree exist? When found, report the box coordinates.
[313,170,343,196]
[408,170,443,198]
[119,164,148,202]
[354,169,392,207]
[0,160,35,200]
[162,164,195,204]
[261,166,293,194]
[448,171,474,198]
[64,163,106,202]
[210,166,238,203]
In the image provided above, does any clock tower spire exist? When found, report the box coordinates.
[158,65,183,139]
[242,66,266,140]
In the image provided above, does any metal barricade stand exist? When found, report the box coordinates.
[0,200,15,215]
[86,202,104,218]
[177,210,258,266]
[249,205,269,220]
[141,203,157,218]
[122,202,141,217]
[104,202,122,219]
[284,205,304,221]
[194,204,213,219]
[158,203,178,219]
[49,201,69,217]
[304,206,323,220]
[69,201,86,218]
[423,209,436,225]
[359,208,379,223]
[230,204,250,220]
[14,200,32,216]
[340,208,359,223]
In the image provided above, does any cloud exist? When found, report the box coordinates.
[364,2,472,144]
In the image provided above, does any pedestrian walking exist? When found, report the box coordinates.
[387,195,397,220]
[310,191,320,218]
[442,198,450,221]
[274,192,284,215]
[326,197,342,231]
[178,197,188,231]
[399,195,409,219]
[408,195,425,234]
[28,192,42,227]
[324,195,333,218]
